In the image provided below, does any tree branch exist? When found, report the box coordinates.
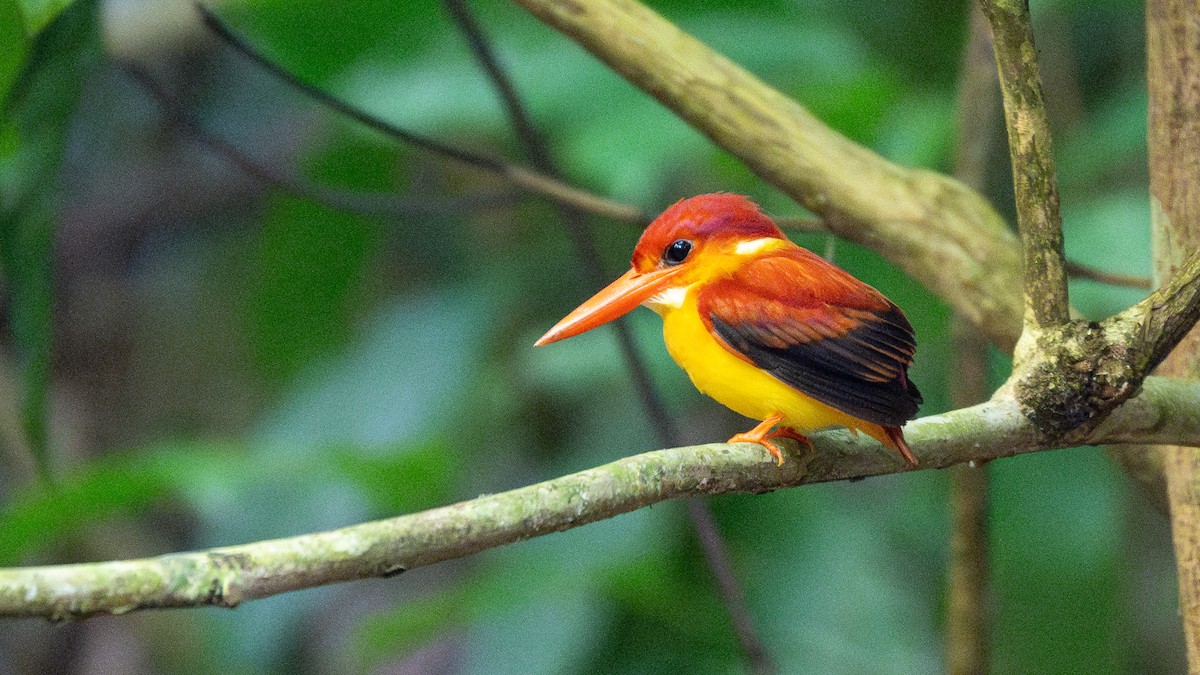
[973,0,1192,455]
[1064,260,1152,290]
[3,376,1200,620]
[195,4,647,225]
[980,0,1070,329]
[122,64,526,219]
[946,319,993,675]
[1112,248,1200,375]
[945,7,998,672]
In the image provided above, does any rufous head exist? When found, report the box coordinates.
[629,193,784,273]
[535,194,786,346]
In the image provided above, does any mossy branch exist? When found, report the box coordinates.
[2,376,1200,620]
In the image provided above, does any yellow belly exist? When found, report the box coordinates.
[657,294,890,444]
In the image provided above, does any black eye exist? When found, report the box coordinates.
[662,239,693,265]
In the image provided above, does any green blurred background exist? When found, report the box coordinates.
[0,0,1177,672]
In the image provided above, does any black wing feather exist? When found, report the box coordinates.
[710,303,916,422]
[709,302,922,427]
[700,250,922,427]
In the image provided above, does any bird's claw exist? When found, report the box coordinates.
[728,424,812,466]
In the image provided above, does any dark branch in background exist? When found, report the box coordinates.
[945,6,998,673]
[681,498,773,671]
[439,1,772,671]
[434,0,673,441]
[198,6,490,170]
[981,0,1071,329]
[154,14,1151,290]
[123,64,524,218]
[194,4,645,224]
[1064,260,1152,290]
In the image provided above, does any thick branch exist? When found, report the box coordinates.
[1005,246,1200,444]
[510,0,1024,351]
[3,377,1199,620]
[980,0,1070,329]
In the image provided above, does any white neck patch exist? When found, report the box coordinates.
[735,237,779,255]
[643,285,689,310]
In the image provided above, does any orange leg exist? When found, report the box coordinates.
[728,413,813,466]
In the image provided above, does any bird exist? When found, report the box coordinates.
[535,193,922,466]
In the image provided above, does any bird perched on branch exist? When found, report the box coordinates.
[536,193,922,466]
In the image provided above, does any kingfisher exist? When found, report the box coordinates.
[535,193,921,466]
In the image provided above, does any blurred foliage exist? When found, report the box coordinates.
[0,0,1177,673]
[1,0,101,479]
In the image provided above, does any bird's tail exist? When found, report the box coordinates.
[883,426,919,467]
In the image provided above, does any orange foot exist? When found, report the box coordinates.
[728,413,813,466]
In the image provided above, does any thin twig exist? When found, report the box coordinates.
[980,0,1071,329]
[1064,260,1152,290]
[440,1,772,670]
[124,64,524,219]
[195,4,646,225]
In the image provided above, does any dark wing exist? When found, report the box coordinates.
[699,249,922,426]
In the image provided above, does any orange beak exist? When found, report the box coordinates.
[535,266,686,346]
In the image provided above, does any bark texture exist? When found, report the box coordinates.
[1147,0,1200,668]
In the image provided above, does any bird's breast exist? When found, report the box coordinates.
[657,293,860,435]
